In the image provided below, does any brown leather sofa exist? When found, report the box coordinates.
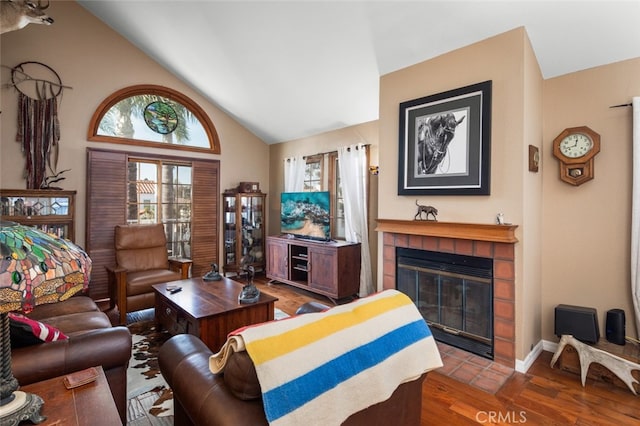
[159,301,429,426]
[160,334,426,425]
[106,223,192,325]
[11,296,132,424]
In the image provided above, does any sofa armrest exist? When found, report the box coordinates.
[168,257,192,278]
[159,334,267,426]
[105,264,128,287]
[12,326,132,386]
[105,264,128,318]
[295,301,331,315]
[105,264,127,274]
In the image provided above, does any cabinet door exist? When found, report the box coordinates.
[308,247,338,295]
[222,194,237,266]
[1,189,76,241]
[240,194,265,265]
[266,238,288,281]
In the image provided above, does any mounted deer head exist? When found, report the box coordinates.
[0,0,54,35]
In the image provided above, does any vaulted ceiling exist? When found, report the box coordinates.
[78,1,640,144]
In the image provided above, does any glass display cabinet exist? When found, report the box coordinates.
[1,189,76,241]
[222,190,266,276]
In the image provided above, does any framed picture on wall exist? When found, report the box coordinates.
[398,80,492,195]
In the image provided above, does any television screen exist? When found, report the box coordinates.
[280,191,331,241]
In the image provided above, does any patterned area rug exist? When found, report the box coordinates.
[127,320,173,423]
[274,307,290,320]
[126,308,289,424]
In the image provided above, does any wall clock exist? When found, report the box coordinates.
[552,126,600,186]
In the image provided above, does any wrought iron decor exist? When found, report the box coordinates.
[398,80,492,195]
[7,61,72,189]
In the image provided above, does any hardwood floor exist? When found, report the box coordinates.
[252,274,640,425]
[248,273,339,315]
[423,351,640,425]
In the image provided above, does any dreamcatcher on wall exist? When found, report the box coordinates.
[5,61,72,189]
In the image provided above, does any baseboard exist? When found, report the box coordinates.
[542,339,559,353]
[515,339,546,373]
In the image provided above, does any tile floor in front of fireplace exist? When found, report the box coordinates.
[435,342,514,394]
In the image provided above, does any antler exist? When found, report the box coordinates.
[551,334,640,395]
[38,0,50,10]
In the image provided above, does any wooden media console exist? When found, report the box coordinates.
[266,235,361,303]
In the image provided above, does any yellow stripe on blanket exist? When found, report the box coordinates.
[240,290,414,365]
[225,289,442,425]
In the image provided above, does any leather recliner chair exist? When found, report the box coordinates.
[106,223,192,325]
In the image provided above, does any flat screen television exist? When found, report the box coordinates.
[280,191,331,241]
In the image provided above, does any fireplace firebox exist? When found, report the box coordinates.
[396,247,493,359]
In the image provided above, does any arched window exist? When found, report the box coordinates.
[88,85,221,154]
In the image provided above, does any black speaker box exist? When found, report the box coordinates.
[605,309,626,345]
[554,304,599,343]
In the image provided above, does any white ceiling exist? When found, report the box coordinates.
[77,0,640,144]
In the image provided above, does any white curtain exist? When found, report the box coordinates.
[631,97,640,337]
[283,156,306,192]
[338,144,374,297]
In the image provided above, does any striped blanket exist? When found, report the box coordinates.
[210,289,442,426]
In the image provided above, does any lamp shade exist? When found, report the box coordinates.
[0,221,91,314]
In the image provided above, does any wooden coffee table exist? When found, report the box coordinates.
[153,276,278,352]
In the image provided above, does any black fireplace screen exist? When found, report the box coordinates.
[396,248,493,359]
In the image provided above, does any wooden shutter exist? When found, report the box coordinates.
[191,160,219,277]
[86,149,127,300]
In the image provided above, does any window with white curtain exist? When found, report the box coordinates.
[328,152,345,240]
[303,148,369,241]
[304,155,323,191]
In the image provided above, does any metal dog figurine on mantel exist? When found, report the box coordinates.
[414,200,438,221]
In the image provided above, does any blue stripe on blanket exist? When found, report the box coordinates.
[262,318,432,421]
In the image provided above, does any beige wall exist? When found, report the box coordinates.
[542,57,640,341]
[379,28,542,360]
[379,28,529,231]
[268,121,380,289]
[0,2,270,255]
[520,31,544,359]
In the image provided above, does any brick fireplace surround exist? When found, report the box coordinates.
[377,219,517,368]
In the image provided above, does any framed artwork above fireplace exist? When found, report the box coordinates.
[398,80,492,195]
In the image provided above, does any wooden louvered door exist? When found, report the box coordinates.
[86,148,219,302]
[86,149,127,301]
[190,159,219,277]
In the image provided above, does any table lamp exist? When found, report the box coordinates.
[0,221,92,425]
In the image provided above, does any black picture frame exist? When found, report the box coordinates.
[398,80,492,195]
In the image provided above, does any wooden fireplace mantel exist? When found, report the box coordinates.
[375,219,518,243]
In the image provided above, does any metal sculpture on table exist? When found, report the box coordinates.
[238,256,260,304]
[203,262,222,281]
